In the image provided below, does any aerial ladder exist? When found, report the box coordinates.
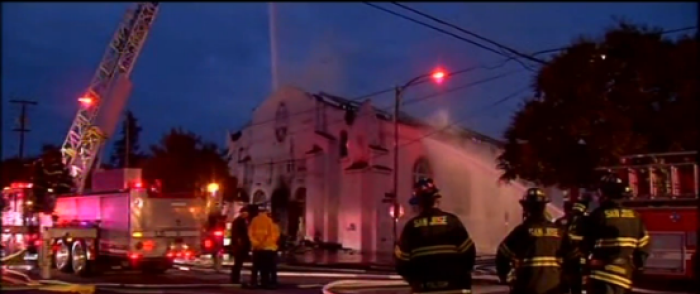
[0,3,161,276]
[60,2,159,193]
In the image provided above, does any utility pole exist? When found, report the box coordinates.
[125,112,130,168]
[10,99,38,160]
[392,86,402,244]
[389,69,446,244]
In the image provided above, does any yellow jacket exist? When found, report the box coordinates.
[248,212,280,251]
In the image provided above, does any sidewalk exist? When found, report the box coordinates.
[283,250,395,271]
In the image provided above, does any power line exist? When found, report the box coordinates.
[241,68,525,159]
[249,82,530,168]
[394,85,530,150]
[362,2,511,59]
[233,23,698,134]
[527,26,699,57]
[390,2,546,65]
[238,58,515,132]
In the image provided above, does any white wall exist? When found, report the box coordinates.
[227,87,565,254]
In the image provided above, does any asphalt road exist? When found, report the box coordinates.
[6,263,694,294]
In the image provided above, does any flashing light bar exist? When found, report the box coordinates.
[9,182,33,189]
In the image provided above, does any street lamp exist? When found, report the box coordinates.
[391,68,449,244]
[207,182,220,194]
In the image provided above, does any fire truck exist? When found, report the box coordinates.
[1,169,203,276]
[591,151,698,281]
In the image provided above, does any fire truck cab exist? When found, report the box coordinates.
[1,182,50,257]
[598,151,698,281]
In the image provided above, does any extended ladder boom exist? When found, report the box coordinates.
[60,2,159,193]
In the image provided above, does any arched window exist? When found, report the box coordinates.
[412,157,432,184]
[339,131,349,158]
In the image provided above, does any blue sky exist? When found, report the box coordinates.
[1,2,696,158]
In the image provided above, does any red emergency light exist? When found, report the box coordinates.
[204,239,213,249]
[130,181,144,189]
[142,240,154,251]
[213,230,223,237]
[10,182,33,189]
[78,96,94,106]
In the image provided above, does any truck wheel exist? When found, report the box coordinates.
[71,240,91,276]
[55,240,72,273]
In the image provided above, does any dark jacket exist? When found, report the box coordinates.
[576,200,651,290]
[555,207,588,294]
[231,216,250,254]
[395,208,476,293]
[496,216,578,294]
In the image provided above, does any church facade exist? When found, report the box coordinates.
[226,86,563,256]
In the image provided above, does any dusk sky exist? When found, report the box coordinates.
[1,2,696,158]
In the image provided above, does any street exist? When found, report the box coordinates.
[4,263,694,294]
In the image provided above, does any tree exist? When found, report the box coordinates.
[0,157,34,188]
[142,128,231,194]
[110,110,146,168]
[498,22,698,188]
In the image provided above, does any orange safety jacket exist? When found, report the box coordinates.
[248,212,280,251]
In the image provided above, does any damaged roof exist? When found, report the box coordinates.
[229,90,503,148]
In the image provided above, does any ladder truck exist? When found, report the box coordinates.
[569,151,698,281]
[0,2,188,277]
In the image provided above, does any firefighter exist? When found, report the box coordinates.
[229,205,251,284]
[247,204,280,289]
[496,188,579,294]
[577,175,650,294]
[555,193,592,294]
[394,177,476,294]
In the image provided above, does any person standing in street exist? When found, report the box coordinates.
[576,175,651,294]
[555,193,592,294]
[267,215,281,288]
[229,205,251,284]
[248,205,280,289]
[395,178,476,294]
[496,188,579,294]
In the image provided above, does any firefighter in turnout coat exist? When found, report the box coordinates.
[496,188,579,294]
[576,175,651,294]
[555,193,592,294]
[395,178,476,294]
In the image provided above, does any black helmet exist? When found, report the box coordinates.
[520,188,550,205]
[413,177,440,199]
[572,192,592,212]
[599,174,627,198]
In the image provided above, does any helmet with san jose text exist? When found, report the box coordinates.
[520,187,550,205]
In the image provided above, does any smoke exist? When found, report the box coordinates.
[425,108,452,130]
[272,4,350,95]
[285,29,347,94]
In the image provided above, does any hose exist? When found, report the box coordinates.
[1,249,27,263]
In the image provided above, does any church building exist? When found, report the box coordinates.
[226,86,563,256]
